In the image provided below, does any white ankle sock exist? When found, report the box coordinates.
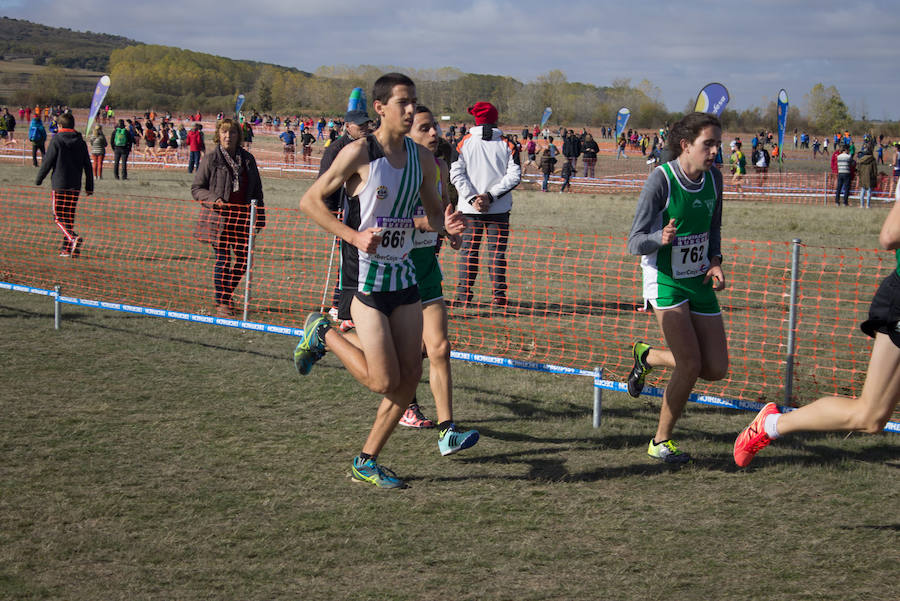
[764,413,780,439]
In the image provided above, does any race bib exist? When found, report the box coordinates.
[371,216,415,263]
[671,232,709,279]
[412,205,439,249]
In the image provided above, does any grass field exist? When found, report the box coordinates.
[1,161,899,600]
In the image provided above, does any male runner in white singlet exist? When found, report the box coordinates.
[294,73,463,489]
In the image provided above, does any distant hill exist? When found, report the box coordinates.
[0,16,139,70]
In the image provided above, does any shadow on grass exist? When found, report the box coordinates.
[0,302,310,365]
[839,523,900,531]
[408,445,694,483]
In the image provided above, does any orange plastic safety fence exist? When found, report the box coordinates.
[0,185,893,417]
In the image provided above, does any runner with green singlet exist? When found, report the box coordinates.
[402,104,479,455]
[625,112,729,464]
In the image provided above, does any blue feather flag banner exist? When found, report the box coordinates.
[540,107,552,128]
[235,94,245,118]
[694,82,730,117]
[85,75,110,135]
[777,89,789,152]
[615,107,630,140]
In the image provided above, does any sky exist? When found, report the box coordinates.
[3,0,899,120]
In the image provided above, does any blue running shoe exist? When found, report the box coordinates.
[438,424,479,456]
[293,312,330,375]
[350,456,407,489]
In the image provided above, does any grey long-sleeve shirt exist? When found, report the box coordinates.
[626,160,723,260]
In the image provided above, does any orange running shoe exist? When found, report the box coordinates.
[734,402,780,467]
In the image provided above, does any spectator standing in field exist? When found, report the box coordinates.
[835,144,853,206]
[241,120,254,150]
[187,123,204,174]
[191,118,266,318]
[3,108,16,144]
[35,112,93,258]
[752,144,769,188]
[88,123,108,179]
[730,141,746,199]
[616,133,628,159]
[626,112,727,464]
[28,114,47,167]
[176,123,188,160]
[294,73,451,489]
[560,157,574,193]
[451,101,522,310]
[111,119,133,180]
[563,129,581,171]
[279,126,296,165]
[856,144,877,209]
[539,147,556,192]
[301,129,316,165]
[734,197,900,466]
[582,133,599,178]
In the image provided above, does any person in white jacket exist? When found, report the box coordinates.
[450,101,521,309]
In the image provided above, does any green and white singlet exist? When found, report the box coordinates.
[641,161,720,314]
[410,157,444,303]
[342,135,422,293]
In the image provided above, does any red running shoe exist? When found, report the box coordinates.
[734,402,780,467]
[398,403,435,428]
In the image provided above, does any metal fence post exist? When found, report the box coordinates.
[784,238,801,405]
[242,199,258,322]
[54,284,61,330]
[593,367,602,428]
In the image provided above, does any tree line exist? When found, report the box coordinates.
[6,38,897,137]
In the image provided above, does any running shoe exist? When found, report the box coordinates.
[293,312,329,375]
[627,341,653,398]
[338,319,355,332]
[734,402,780,467]
[327,306,339,321]
[647,439,691,464]
[350,456,406,489]
[398,403,435,428]
[438,423,480,456]
[71,236,83,258]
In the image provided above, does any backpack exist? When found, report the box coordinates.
[113,127,128,147]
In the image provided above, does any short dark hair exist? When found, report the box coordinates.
[667,112,722,158]
[372,72,415,104]
[414,104,432,115]
[58,113,74,128]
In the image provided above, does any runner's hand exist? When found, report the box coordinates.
[704,262,726,291]
[354,227,383,254]
[661,218,677,245]
[445,205,467,235]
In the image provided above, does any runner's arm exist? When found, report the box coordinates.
[626,168,668,255]
[879,200,900,250]
[300,139,375,251]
